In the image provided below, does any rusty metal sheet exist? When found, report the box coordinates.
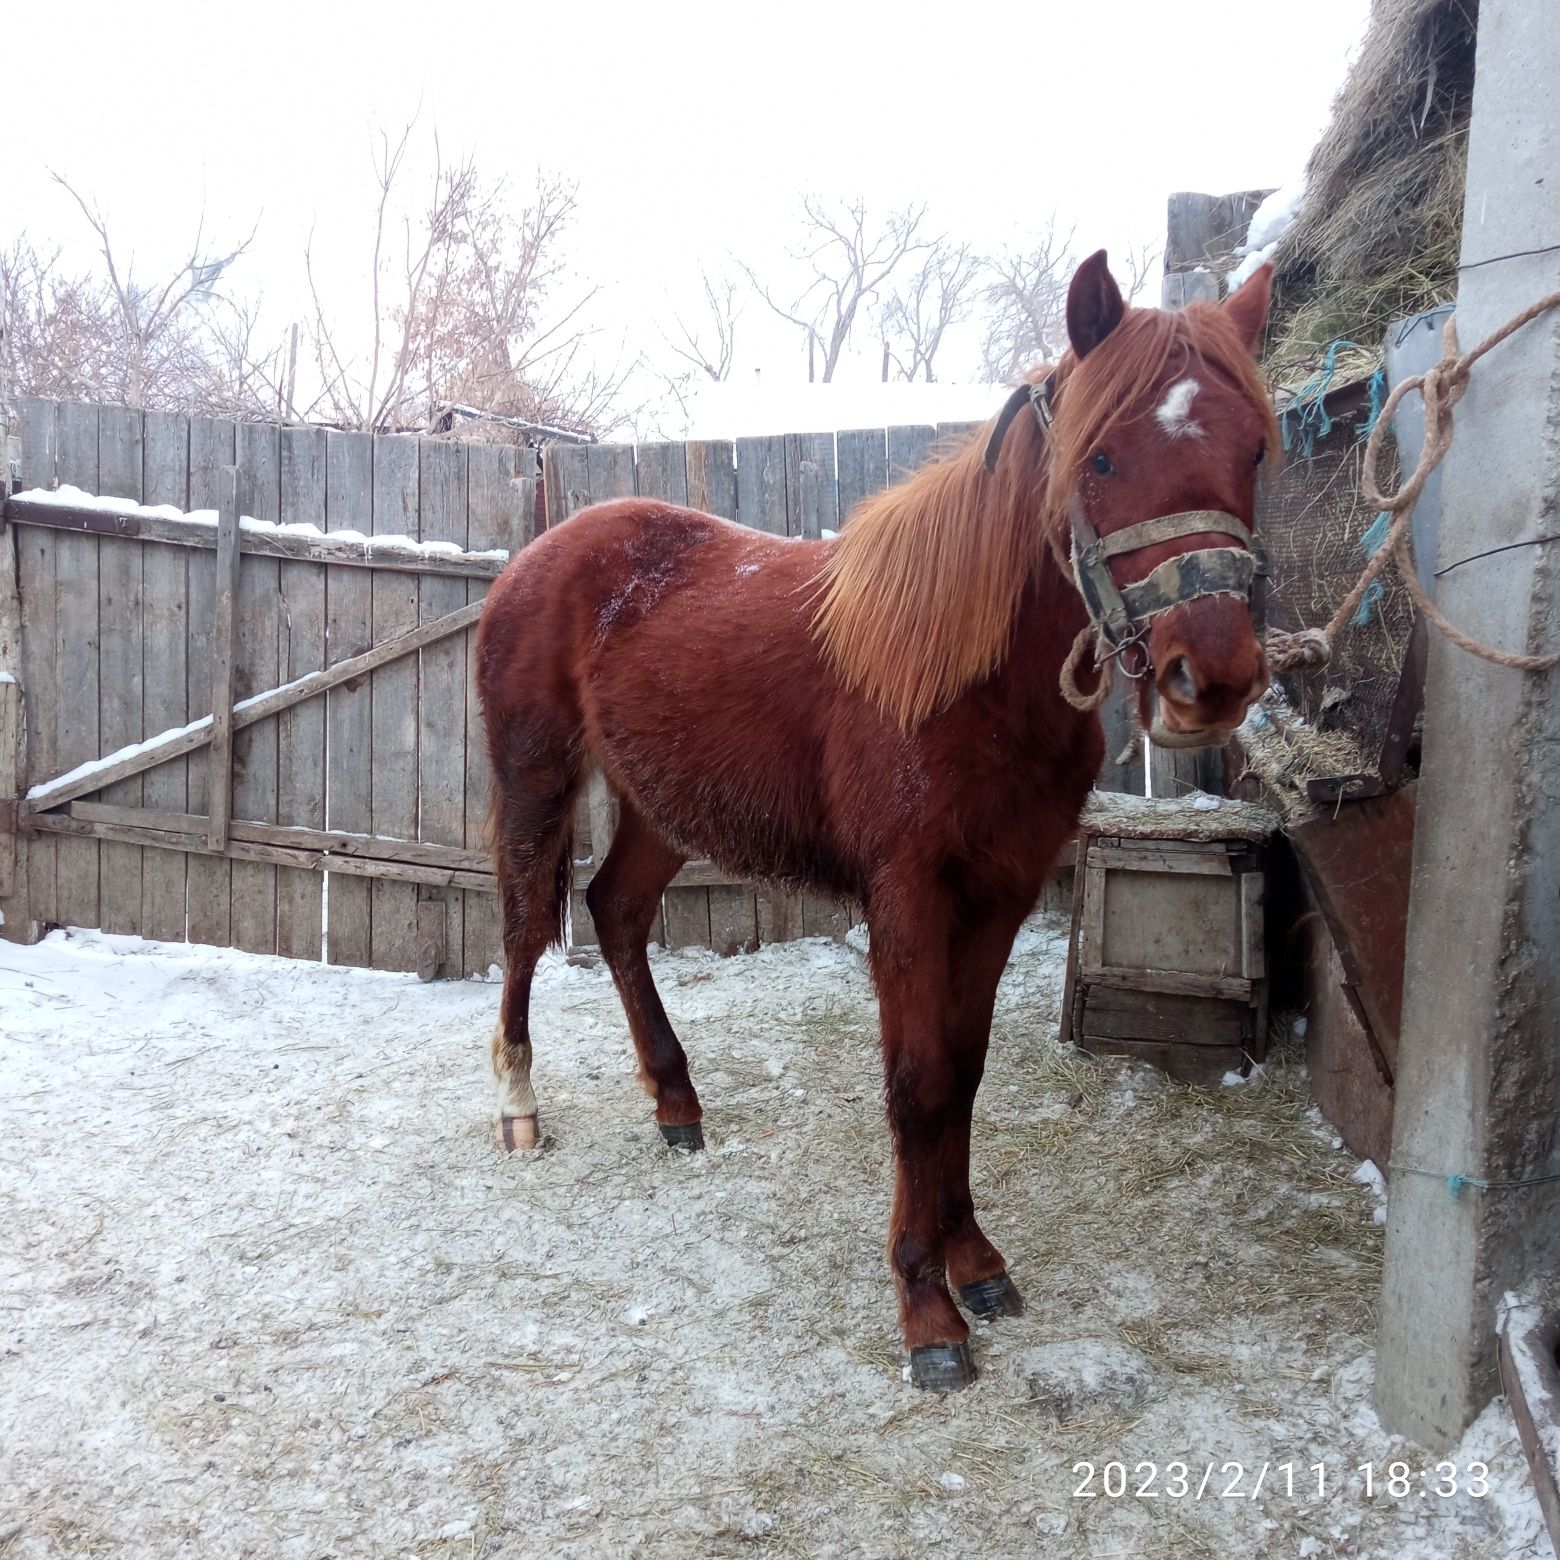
[1288,784,1416,1076]
[1300,909,1395,1170]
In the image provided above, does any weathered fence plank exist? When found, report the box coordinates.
[0,406,36,937]
[324,431,375,967]
[2,498,509,579]
[547,443,592,523]
[783,431,838,539]
[835,428,888,528]
[887,424,936,484]
[186,417,237,947]
[276,426,327,959]
[95,406,146,936]
[418,439,469,977]
[231,425,281,954]
[16,400,59,924]
[53,401,102,930]
[26,599,483,811]
[685,440,736,519]
[463,444,531,975]
[140,410,190,941]
[34,807,495,893]
[369,435,422,972]
[735,436,787,536]
[205,471,241,854]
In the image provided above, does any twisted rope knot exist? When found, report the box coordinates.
[1269,290,1560,680]
[1267,625,1332,673]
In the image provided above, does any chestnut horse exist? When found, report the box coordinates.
[477,252,1278,1390]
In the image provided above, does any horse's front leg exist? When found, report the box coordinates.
[940,902,1031,1321]
[871,891,976,1390]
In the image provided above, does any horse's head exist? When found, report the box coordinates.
[1047,250,1278,748]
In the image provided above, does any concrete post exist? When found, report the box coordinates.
[1374,0,1560,1447]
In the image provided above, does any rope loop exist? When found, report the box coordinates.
[1060,624,1116,712]
[1268,289,1560,678]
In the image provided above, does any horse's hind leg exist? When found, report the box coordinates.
[585,799,703,1149]
[489,715,582,1151]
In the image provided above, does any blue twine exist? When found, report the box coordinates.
[1357,366,1388,441]
[1359,511,1391,557]
[1279,338,1362,459]
[1393,1164,1560,1201]
[1351,581,1385,627]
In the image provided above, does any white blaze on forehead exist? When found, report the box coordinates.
[1155,377,1206,440]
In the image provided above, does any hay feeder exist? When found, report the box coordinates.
[1059,792,1282,1085]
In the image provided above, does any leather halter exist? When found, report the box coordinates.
[984,373,1266,661]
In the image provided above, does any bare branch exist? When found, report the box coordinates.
[742,197,933,381]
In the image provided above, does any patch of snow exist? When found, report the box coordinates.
[26,674,317,803]
[11,485,510,562]
[1190,792,1221,811]
[1353,1159,1389,1224]
[1227,177,1307,292]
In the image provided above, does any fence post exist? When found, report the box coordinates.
[1374,0,1560,1447]
[0,414,42,943]
[205,467,240,852]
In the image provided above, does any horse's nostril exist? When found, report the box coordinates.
[1164,654,1199,706]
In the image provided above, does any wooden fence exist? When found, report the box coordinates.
[0,399,530,977]
[0,402,1154,971]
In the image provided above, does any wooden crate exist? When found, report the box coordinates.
[1060,795,1279,1085]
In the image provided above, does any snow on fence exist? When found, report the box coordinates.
[0,401,1116,974]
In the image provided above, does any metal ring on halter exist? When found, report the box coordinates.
[1101,627,1153,680]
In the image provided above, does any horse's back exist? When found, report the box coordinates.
[478,499,853,883]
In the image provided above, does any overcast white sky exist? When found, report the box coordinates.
[6,0,1370,424]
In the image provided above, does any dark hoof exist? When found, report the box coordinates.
[658,1121,704,1152]
[910,1339,977,1392]
[959,1271,1025,1319]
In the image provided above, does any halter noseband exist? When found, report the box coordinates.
[984,374,1266,667]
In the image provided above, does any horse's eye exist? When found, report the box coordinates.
[1253,445,1266,467]
[1091,452,1116,477]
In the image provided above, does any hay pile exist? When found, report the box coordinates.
[1266,0,1478,378]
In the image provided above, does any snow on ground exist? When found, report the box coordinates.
[0,921,1551,1559]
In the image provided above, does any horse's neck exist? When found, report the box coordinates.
[1001,545,1093,719]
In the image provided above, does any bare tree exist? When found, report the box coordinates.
[744,197,931,382]
[1117,241,1159,304]
[879,239,982,382]
[1,240,115,405]
[661,270,741,384]
[978,222,1076,384]
[306,124,478,431]
[307,125,626,436]
[51,172,257,409]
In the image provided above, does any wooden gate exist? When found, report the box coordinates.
[0,399,533,978]
[0,402,1148,968]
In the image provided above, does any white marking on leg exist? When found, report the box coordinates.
[1154,377,1206,441]
[492,1021,537,1119]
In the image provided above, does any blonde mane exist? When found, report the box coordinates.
[809,303,1278,729]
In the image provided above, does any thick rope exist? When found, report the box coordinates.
[1060,623,1115,711]
[1267,290,1560,676]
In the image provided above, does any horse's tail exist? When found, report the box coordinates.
[483,712,583,954]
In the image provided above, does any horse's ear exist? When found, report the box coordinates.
[1223,263,1273,354]
[1066,249,1126,359]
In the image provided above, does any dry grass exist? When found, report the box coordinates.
[1266,0,1477,380]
